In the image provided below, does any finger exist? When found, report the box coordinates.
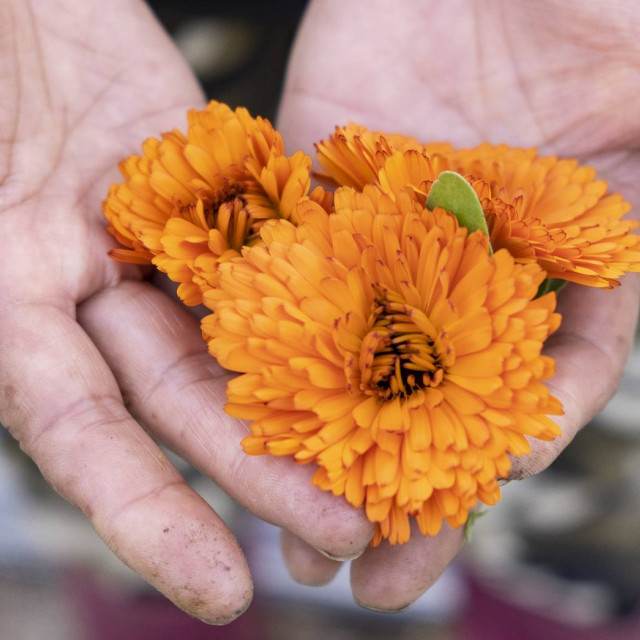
[509,276,640,480]
[77,280,375,559]
[0,301,252,624]
[280,529,343,586]
[350,523,464,612]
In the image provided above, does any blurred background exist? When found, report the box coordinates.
[3,1,640,638]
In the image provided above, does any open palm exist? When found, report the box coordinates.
[276,0,640,610]
[0,0,378,624]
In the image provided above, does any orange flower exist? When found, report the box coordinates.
[317,125,640,288]
[315,123,451,189]
[446,144,640,288]
[370,146,640,288]
[204,189,562,545]
[104,101,330,305]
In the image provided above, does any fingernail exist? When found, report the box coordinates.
[356,600,411,614]
[315,546,366,562]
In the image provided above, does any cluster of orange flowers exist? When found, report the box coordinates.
[104,101,640,545]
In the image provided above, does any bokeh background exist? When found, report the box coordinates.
[3,1,640,638]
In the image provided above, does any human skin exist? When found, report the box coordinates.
[277,0,640,610]
[0,0,638,623]
[0,0,371,624]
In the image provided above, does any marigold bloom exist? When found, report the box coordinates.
[316,123,640,288]
[204,190,563,545]
[315,123,451,189]
[104,101,329,305]
[372,146,640,288]
[447,144,640,288]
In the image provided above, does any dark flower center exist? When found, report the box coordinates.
[206,182,247,216]
[359,297,447,400]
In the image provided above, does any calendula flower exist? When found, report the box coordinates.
[104,101,330,305]
[371,146,640,288]
[316,123,640,287]
[446,144,640,288]
[315,123,451,189]
[204,189,563,545]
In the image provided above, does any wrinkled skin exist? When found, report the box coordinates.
[277,0,640,609]
[0,0,638,622]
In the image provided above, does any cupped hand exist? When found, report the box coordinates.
[0,0,374,624]
[276,0,640,610]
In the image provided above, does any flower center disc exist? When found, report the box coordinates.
[359,299,447,400]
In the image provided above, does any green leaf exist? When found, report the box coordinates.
[536,277,567,298]
[426,171,491,251]
[464,509,487,541]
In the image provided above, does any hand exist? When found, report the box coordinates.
[0,0,374,624]
[276,0,640,610]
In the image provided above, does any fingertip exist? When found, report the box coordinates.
[352,596,412,614]
[247,459,375,561]
[350,523,464,612]
[315,546,364,562]
[100,484,254,625]
[177,580,254,626]
[186,579,254,626]
[309,522,373,563]
[291,487,375,561]
[178,542,254,626]
[280,529,342,586]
